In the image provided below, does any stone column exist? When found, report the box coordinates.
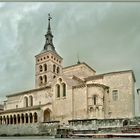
[28,115,30,123]
[96,107,98,118]
[24,115,26,124]
[33,115,35,123]
[20,115,23,124]
[1,118,3,125]
[9,117,11,125]
[99,106,103,119]
[17,116,19,124]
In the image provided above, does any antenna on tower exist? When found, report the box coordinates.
[77,53,81,64]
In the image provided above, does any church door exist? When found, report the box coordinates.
[44,109,51,122]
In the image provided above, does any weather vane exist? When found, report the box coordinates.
[48,13,52,21]
[77,53,81,64]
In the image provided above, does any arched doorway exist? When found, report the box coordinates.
[123,120,129,126]
[34,112,38,123]
[44,109,51,122]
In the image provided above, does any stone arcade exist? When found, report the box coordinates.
[0,15,137,135]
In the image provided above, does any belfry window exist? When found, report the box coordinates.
[44,64,47,71]
[93,95,97,105]
[44,75,47,83]
[47,38,49,43]
[39,76,43,85]
[112,90,118,101]
[56,84,60,98]
[62,83,66,97]
[53,64,56,73]
[57,67,60,74]
[39,65,43,72]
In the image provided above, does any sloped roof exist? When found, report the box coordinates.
[85,70,136,82]
[72,83,109,89]
[0,105,41,114]
[6,86,51,98]
[63,62,96,73]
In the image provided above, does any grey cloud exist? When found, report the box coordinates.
[0,2,140,103]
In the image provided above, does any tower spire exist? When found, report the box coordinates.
[47,13,52,34]
[43,13,55,52]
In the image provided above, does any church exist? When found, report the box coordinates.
[0,15,136,126]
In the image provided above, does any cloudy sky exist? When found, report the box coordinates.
[0,2,140,103]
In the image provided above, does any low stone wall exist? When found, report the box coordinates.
[0,122,60,136]
[0,118,138,136]
[130,117,140,126]
[68,118,129,131]
[38,122,60,136]
[0,123,39,136]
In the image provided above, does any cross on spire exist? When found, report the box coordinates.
[48,13,52,32]
[48,13,52,21]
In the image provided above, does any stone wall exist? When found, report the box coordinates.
[63,63,95,79]
[86,71,135,119]
[69,118,128,131]
[0,123,39,136]
[0,122,60,136]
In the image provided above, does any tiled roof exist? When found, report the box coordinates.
[63,62,96,72]
[85,70,136,82]
[0,105,41,114]
[6,86,51,97]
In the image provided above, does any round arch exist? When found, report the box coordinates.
[34,112,38,123]
[25,113,28,123]
[123,120,129,126]
[17,114,20,124]
[24,96,28,107]
[44,108,51,122]
[29,113,33,123]
[13,114,16,124]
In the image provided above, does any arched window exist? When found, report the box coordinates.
[93,95,97,105]
[24,96,28,107]
[34,112,38,123]
[112,90,118,101]
[29,95,33,106]
[44,75,47,83]
[13,114,16,124]
[62,83,66,97]
[17,114,20,124]
[44,64,47,71]
[53,64,56,73]
[25,113,28,123]
[0,116,2,124]
[57,67,60,74]
[56,84,60,98]
[39,76,43,85]
[39,65,43,72]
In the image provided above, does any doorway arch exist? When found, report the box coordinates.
[44,109,51,122]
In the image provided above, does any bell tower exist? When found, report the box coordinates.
[35,14,63,88]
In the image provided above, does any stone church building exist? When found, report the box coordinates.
[0,16,136,126]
